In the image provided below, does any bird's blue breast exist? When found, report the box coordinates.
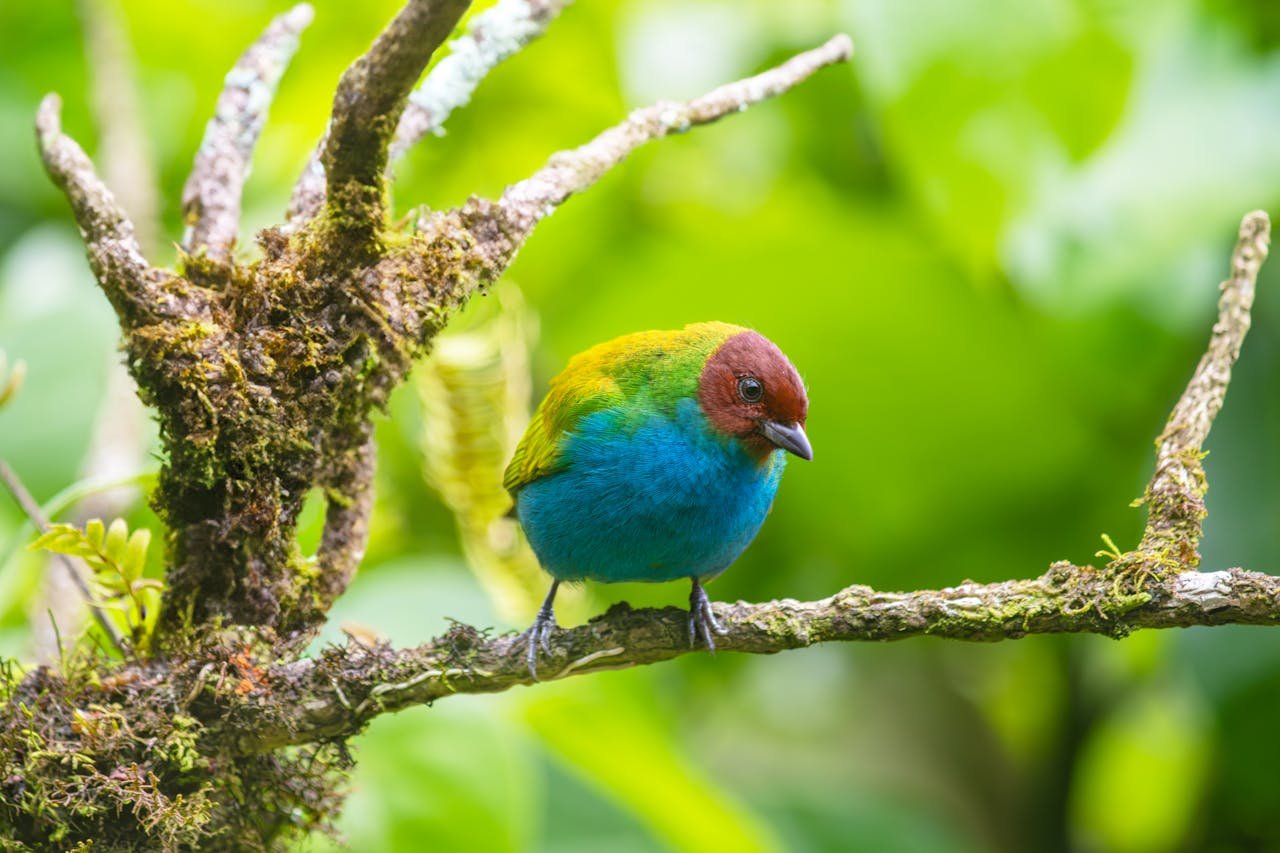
[515,398,785,584]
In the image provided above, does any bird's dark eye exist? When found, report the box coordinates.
[737,375,764,404]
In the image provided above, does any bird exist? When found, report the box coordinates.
[504,321,812,678]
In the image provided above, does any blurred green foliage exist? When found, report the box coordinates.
[3,0,1280,850]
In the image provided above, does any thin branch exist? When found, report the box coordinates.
[313,432,377,614]
[0,460,128,655]
[35,95,196,328]
[391,0,571,163]
[245,564,1280,751]
[180,3,314,263]
[289,0,570,225]
[491,34,854,252]
[319,0,470,242]
[1138,211,1271,561]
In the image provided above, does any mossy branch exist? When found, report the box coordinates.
[313,429,377,612]
[489,34,855,252]
[244,564,1280,751]
[318,0,469,253]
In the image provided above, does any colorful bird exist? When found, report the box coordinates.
[505,321,811,677]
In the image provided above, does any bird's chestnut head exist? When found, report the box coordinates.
[697,330,811,461]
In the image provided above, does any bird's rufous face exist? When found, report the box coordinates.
[697,331,812,461]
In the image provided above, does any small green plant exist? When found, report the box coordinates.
[1096,533,1126,562]
[30,518,162,650]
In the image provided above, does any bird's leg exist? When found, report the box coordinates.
[689,577,727,652]
[518,580,560,679]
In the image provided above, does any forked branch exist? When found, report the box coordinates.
[494,34,854,245]
[1138,211,1270,561]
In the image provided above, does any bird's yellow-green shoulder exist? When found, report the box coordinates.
[503,322,745,494]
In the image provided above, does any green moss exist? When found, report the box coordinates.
[114,159,500,650]
[303,181,388,267]
[0,641,352,850]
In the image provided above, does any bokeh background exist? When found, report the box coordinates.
[4,0,1280,850]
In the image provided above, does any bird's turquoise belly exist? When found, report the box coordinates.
[515,401,785,584]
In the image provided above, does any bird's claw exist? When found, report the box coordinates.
[518,612,557,680]
[516,581,561,681]
[689,580,728,653]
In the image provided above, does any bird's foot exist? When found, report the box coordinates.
[689,579,728,653]
[516,610,557,681]
[515,581,560,680]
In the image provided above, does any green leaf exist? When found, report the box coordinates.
[22,517,161,649]
[104,518,128,566]
[85,519,105,552]
[0,470,158,571]
[90,597,131,613]
[30,523,90,558]
[123,528,151,583]
[94,572,128,598]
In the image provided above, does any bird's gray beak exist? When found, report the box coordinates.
[759,420,813,461]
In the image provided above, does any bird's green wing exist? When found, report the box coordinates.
[503,322,743,495]
[502,363,622,494]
